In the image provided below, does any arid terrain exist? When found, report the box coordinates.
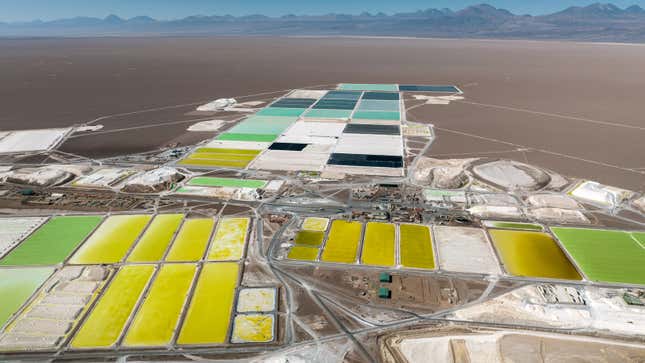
[0,35,644,362]
[1,36,643,189]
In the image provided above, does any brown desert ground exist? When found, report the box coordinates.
[0,36,643,190]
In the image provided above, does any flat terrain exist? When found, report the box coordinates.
[1,37,643,190]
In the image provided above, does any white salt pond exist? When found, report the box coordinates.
[434,226,501,275]
[0,128,71,154]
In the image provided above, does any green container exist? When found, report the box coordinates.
[379,272,392,283]
[216,133,278,142]
[378,287,391,299]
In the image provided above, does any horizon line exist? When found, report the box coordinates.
[1,2,643,24]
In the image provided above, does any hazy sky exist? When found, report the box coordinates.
[2,0,645,22]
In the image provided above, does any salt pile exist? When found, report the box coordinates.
[473,160,550,191]
[121,167,185,193]
[286,90,328,99]
[528,208,590,224]
[634,196,645,213]
[412,94,464,105]
[468,205,523,219]
[569,181,634,209]
[5,166,76,187]
[187,120,225,132]
[72,168,134,188]
[526,194,580,209]
[412,158,475,188]
[196,98,237,112]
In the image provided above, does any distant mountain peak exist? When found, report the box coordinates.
[625,4,645,13]
[555,2,627,17]
[457,3,514,17]
[4,2,645,42]
[104,14,124,23]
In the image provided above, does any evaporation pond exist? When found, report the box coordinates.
[165,219,215,262]
[489,230,581,280]
[301,217,329,231]
[551,227,645,285]
[399,224,435,269]
[0,216,102,266]
[123,264,196,347]
[69,215,151,264]
[177,263,239,345]
[127,214,184,262]
[207,218,249,261]
[0,267,53,327]
[321,220,362,264]
[294,230,324,246]
[361,222,395,267]
[287,246,319,261]
[71,265,154,349]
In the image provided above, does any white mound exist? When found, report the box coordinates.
[196,98,237,112]
[569,181,633,209]
[121,167,185,193]
[187,120,224,132]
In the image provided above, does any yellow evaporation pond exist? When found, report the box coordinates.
[69,215,152,264]
[287,246,319,261]
[123,264,196,347]
[127,214,184,262]
[165,219,215,262]
[71,265,154,349]
[361,222,395,267]
[207,218,250,261]
[231,314,274,343]
[399,224,435,269]
[489,229,582,280]
[177,262,239,345]
[302,217,329,231]
[321,220,362,264]
[294,230,324,246]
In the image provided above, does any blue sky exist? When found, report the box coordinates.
[2,0,645,22]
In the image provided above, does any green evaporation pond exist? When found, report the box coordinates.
[256,108,306,117]
[188,177,267,189]
[216,133,278,142]
[552,227,645,285]
[0,267,54,327]
[484,221,543,231]
[0,216,103,266]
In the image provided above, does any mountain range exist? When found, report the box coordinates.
[3,3,645,42]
